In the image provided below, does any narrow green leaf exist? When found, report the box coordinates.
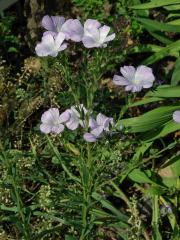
[142,40,180,64]
[92,192,129,223]
[136,17,180,32]
[171,57,180,85]
[131,0,180,9]
[130,97,164,107]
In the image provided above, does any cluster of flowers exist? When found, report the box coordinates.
[40,105,113,142]
[37,15,180,138]
[35,16,115,57]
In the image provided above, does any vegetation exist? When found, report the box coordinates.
[0,0,180,239]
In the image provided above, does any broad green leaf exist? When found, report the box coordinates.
[146,85,180,98]
[147,186,165,196]
[164,4,180,10]
[167,13,180,20]
[117,106,180,133]
[128,168,153,184]
[132,0,148,17]
[118,142,153,184]
[160,154,180,178]
[142,40,180,64]
[142,120,180,141]
[168,19,180,25]
[136,17,180,32]
[131,0,180,9]
[171,57,180,85]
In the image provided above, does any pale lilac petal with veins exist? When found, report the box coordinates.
[40,108,70,134]
[83,133,97,142]
[61,19,84,42]
[113,65,155,92]
[42,15,65,35]
[173,111,180,123]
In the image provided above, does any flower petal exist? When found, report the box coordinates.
[82,36,98,48]
[59,110,70,123]
[89,117,98,129]
[59,43,68,51]
[35,34,55,56]
[173,110,180,123]
[51,124,64,133]
[43,31,57,37]
[113,75,129,86]
[55,32,66,47]
[42,15,55,31]
[83,133,97,142]
[51,16,65,32]
[68,19,84,42]
[120,66,136,81]
[66,118,79,130]
[135,65,155,88]
[96,113,107,126]
[40,123,52,133]
[99,25,110,43]
[41,108,59,124]
[105,33,115,42]
[84,19,101,31]
[91,126,104,137]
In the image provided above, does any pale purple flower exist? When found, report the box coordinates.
[83,113,113,142]
[113,65,155,92]
[82,19,115,48]
[66,104,88,130]
[40,108,70,134]
[173,110,180,123]
[35,32,67,57]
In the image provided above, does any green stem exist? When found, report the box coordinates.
[152,195,159,233]
[80,144,93,240]
[47,136,81,183]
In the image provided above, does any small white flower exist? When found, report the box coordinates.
[40,108,70,134]
[113,65,155,92]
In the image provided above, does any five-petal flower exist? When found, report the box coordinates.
[40,108,70,134]
[113,65,155,92]
[35,32,67,57]
[82,20,115,48]
[84,113,113,142]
